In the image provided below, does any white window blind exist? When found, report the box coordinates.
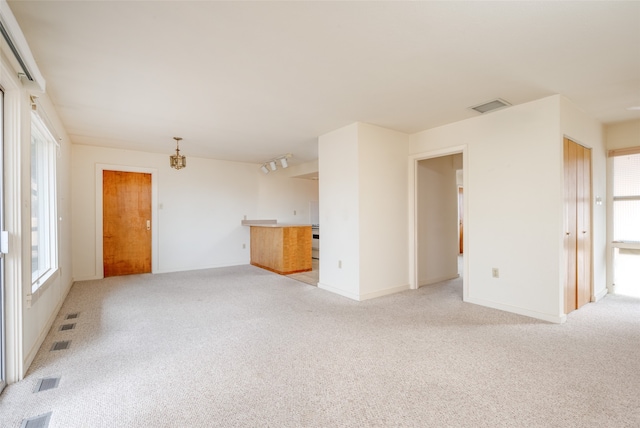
[611,148,640,243]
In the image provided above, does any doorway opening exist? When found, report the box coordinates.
[409,146,467,299]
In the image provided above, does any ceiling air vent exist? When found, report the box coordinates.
[470,98,511,114]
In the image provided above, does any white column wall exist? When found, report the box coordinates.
[317,123,361,299]
[410,95,565,322]
[317,122,409,300]
[357,123,409,299]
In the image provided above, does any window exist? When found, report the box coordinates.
[31,111,57,290]
[610,147,640,298]
[612,152,640,243]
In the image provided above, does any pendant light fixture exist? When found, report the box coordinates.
[170,137,186,170]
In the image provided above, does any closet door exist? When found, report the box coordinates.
[576,144,592,308]
[563,138,592,314]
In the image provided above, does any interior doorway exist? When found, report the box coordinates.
[103,170,152,277]
[409,146,467,298]
[458,185,464,255]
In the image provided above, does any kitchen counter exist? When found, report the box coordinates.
[248,224,312,275]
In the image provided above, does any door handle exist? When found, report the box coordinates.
[146,220,151,230]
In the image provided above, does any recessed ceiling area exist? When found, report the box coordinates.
[7,1,640,166]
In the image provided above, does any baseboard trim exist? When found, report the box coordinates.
[318,282,411,301]
[317,282,360,301]
[359,284,410,301]
[24,279,73,371]
[72,275,102,282]
[593,287,608,302]
[154,261,249,275]
[419,274,459,287]
[74,261,251,281]
[465,296,566,324]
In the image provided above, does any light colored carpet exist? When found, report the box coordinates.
[1,264,639,427]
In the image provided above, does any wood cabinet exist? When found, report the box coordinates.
[563,137,592,314]
[250,225,312,275]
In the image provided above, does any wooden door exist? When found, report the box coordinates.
[564,139,578,313]
[563,138,592,313]
[103,171,152,277]
[576,144,592,308]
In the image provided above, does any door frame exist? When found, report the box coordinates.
[408,145,468,300]
[95,164,158,278]
[0,86,5,393]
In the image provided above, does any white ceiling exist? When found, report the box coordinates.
[7,1,640,166]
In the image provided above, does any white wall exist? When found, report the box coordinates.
[1,58,73,380]
[358,123,409,299]
[257,170,319,225]
[318,122,409,300]
[417,155,460,286]
[410,95,570,322]
[23,93,73,369]
[605,119,640,150]
[71,145,318,280]
[317,123,361,298]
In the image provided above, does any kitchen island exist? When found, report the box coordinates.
[246,223,312,275]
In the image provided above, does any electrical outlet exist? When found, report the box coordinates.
[243,215,247,220]
[338,260,342,269]
[294,210,297,215]
[492,268,499,278]
[242,243,246,249]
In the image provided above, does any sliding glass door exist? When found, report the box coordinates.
[0,87,5,393]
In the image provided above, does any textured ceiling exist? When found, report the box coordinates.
[8,1,640,166]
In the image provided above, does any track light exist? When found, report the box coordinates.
[258,153,293,174]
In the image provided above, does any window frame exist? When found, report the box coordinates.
[607,146,640,296]
[610,148,640,244]
[30,110,58,293]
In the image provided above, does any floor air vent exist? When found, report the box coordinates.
[20,412,52,428]
[59,323,76,331]
[34,377,60,393]
[50,341,71,351]
[65,313,79,320]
